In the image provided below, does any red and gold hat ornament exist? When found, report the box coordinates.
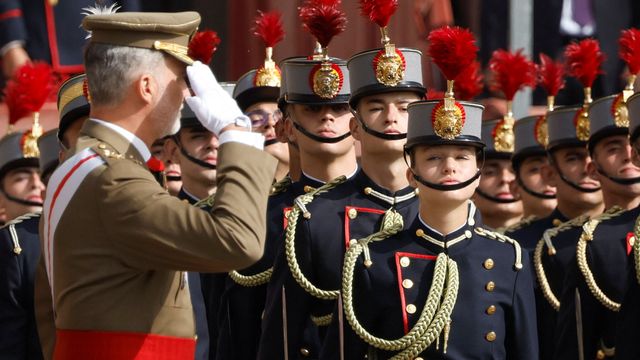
[535,53,565,146]
[564,39,605,141]
[489,49,537,152]
[253,11,285,87]
[359,0,405,86]
[614,28,640,127]
[299,0,347,99]
[2,62,55,157]
[187,29,221,65]
[427,26,479,140]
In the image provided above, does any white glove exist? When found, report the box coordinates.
[185,61,251,136]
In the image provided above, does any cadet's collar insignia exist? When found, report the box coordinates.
[431,100,466,140]
[573,107,590,141]
[492,118,515,152]
[534,115,549,147]
[254,64,281,87]
[372,48,406,87]
[20,129,40,158]
[82,78,92,103]
[309,62,344,99]
[611,93,629,128]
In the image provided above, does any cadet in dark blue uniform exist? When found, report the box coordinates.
[553,93,640,360]
[257,17,426,358]
[473,119,523,230]
[321,81,538,359]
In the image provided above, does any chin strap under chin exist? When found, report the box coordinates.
[551,161,601,193]
[264,138,279,147]
[0,189,42,207]
[292,122,351,144]
[355,115,406,141]
[173,135,216,170]
[474,188,520,204]
[516,177,557,200]
[412,170,481,192]
[596,167,640,186]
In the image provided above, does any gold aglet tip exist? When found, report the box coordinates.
[444,80,455,111]
[583,87,593,106]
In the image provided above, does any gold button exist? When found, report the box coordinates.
[402,279,414,289]
[485,281,495,292]
[348,208,358,219]
[304,185,314,193]
[98,143,106,149]
[596,350,605,359]
[416,229,424,237]
[483,259,494,270]
[406,304,417,314]
[300,348,310,357]
[485,331,496,342]
[364,187,372,195]
[103,149,111,156]
[486,305,496,315]
[400,256,410,267]
[552,219,562,226]
[465,230,472,238]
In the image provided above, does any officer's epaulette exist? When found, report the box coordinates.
[270,175,292,196]
[1,212,41,255]
[474,227,523,270]
[92,142,144,167]
[576,205,627,311]
[500,215,537,234]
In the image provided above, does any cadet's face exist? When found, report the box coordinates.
[0,167,45,220]
[515,155,557,213]
[246,102,289,164]
[473,158,523,217]
[549,147,602,204]
[591,135,640,188]
[176,127,218,183]
[161,137,182,196]
[289,103,354,156]
[409,145,479,204]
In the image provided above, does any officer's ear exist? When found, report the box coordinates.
[540,163,558,188]
[136,72,157,105]
[586,160,599,181]
[164,137,181,166]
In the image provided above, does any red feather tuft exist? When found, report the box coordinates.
[147,157,165,172]
[619,28,640,75]
[454,60,484,100]
[299,0,347,48]
[3,62,54,125]
[188,30,221,64]
[359,0,398,28]
[427,26,478,81]
[489,49,537,101]
[564,39,605,88]
[537,53,565,96]
[426,88,445,100]
[253,11,285,48]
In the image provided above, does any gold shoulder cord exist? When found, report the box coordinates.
[534,215,589,311]
[341,210,459,357]
[284,176,347,300]
[194,192,216,209]
[270,175,292,196]
[576,207,626,311]
[474,228,523,270]
[1,212,41,255]
[633,214,640,285]
[499,215,537,234]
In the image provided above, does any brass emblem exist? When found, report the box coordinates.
[611,93,629,128]
[574,109,590,141]
[373,48,406,87]
[493,119,515,153]
[254,64,281,87]
[431,101,466,140]
[20,129,42,158]
[534,115,549,147]
[310,63,343,99]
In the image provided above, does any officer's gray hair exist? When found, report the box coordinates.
[84,43,165,107]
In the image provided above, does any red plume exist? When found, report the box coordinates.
[188,30,221,64]
[564,39,605,88]
[359,0,398,28]
[619,28,640,75]
[253,11,285,47]
[454,60,483,101]
[299,0,347,48]
[537,53,565,96]
[3,62,54,125]
[427,26,478,81]
[489,49,537,101]
[426,88,445,100]
[147,157,165,172]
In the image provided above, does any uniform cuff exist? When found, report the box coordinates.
[218,130,265,150]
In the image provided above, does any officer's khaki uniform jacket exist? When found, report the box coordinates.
[37,120,276,357]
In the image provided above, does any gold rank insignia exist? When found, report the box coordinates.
[574,108,590,141]
[534,115,549,147]
[612,93,629,128]
[310,62,343,99]
[431,100,466,140]
[373,47,406,87]
[492,118,515,153]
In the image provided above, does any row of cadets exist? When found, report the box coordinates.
[321,25,538,359]
[554,31,640,360]
[474,49,537,230]
[258,0,425,358]
[0,71,90,359]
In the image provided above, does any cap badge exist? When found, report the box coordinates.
[431,100,466,140]
[492,119,514,152]
[534,115,549,147]
[574,108,590,141]
[254,64,281,87]
[373,48,406,87]
[309,62,343,99]
[611,93,629,128]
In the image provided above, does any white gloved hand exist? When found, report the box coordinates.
[185,61,251,136]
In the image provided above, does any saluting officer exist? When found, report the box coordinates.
[42,11,276,359]
[553,93,640,360]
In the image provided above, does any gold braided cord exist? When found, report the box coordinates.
[499,215,537,234]
[284,176,347,300]
[194,193,216,209]
[311,313,333,326]
[633,214,640,285]
[534,215,590,311]
[270,175,292,196]
[391,259,459,359]
[474,228,523,270]
[228,267,274,287]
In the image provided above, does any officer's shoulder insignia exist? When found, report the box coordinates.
[0,212,41,255]
[474,227,523,270]
[270,175,292,196]
[500,215,537,234]
[92,143,124,163]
